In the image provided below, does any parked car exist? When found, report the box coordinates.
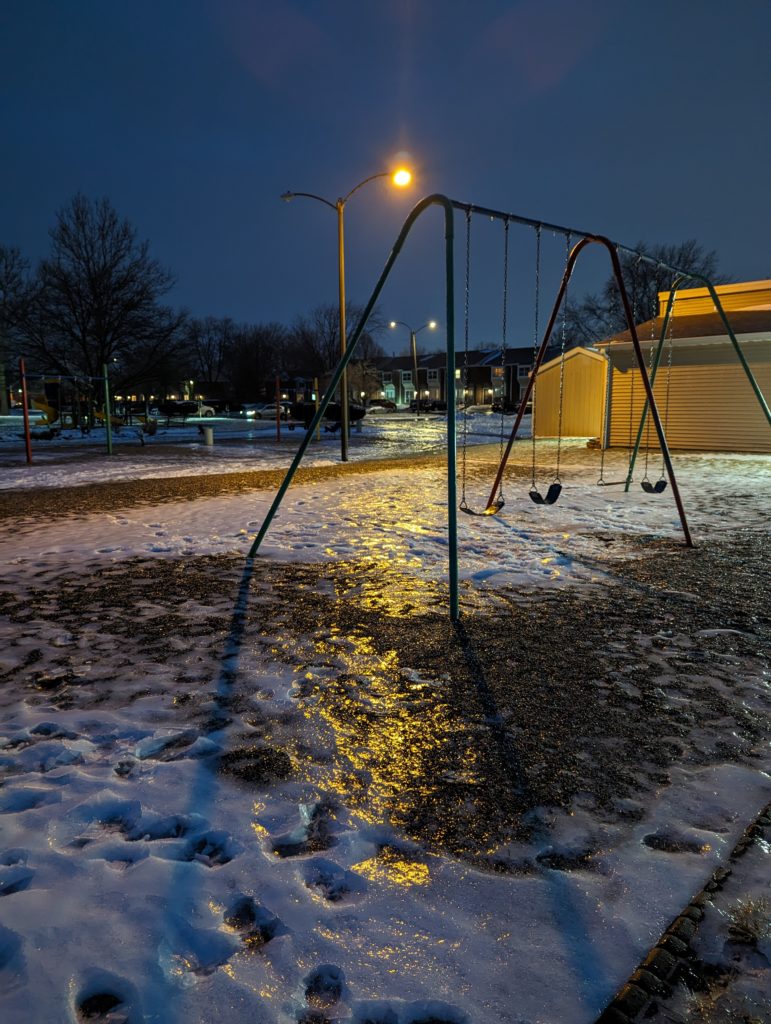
[154,400,215,418]
[367,399,398,412]
[290,401,366,430]
[408,398,446,412]
[242,402,291,420]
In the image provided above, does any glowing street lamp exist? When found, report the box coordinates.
[389,319,437,415]
[281,168,412,460]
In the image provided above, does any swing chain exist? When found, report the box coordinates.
[553,232,571,482]
[659,291,676,481]
[496,218,510,502]
[530,225,542,490]
[459,208,472,509]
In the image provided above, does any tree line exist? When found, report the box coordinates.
[0,194,387,413]
[1,193,726,415]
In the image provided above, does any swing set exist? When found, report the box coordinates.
[248,194,771,620]
[17,358,117,463]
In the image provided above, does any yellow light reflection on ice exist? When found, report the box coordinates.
[353,853,430,888]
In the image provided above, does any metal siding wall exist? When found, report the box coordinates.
[658,282,771,317]
[608,344,771,452]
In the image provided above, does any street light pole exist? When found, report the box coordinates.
[281,168,411,462]
[336,198,349,455]
[410,330,418,415]
[389,319,437,415]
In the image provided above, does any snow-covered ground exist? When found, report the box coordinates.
[1,412,769,1024]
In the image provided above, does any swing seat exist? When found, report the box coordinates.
[641,479,668,494]
[460,497,505,517]
[597,479,629,487]
[529,482,562,505]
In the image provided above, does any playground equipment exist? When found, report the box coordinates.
[17,359,116,463]
[249,195,771,621]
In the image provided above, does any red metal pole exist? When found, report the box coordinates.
[19,358,32,464]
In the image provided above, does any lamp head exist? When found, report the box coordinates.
[392,168,411,187]
[428,320,437,330]
[280,191,295,202]
[389,321,397,329]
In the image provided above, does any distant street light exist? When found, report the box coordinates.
[389,319,437,415]
[281,168,412,460]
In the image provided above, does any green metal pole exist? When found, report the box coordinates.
[338,200,349,461]
[19,358,32,464]
[102,363,113,455]
[444,206,459,621]
[248,196,459,611]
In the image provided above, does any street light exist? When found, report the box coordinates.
[389,319,437,415]
[281,167,412,460]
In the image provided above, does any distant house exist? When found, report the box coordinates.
[595,279,771,453]
[370,346,537,407]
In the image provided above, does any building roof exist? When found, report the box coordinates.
[375,346,537,371]
[599,308,771,348]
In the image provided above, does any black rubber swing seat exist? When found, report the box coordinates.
[460,497,505,517]
[529,482,562,505]
[641,479,668,494]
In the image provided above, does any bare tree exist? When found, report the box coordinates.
[565,239,726,345]
[287,302,385,377]
[226,322,289,401]
[186,316,238,388]
[24,195,185,392]
[0,245,33,413]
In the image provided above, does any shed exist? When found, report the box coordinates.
[596,280,771,454]
[533,346,607,438]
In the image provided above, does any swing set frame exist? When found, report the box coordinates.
[248,194,771,621]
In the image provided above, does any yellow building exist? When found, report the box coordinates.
[532,346,607,438]
[595,280,771,453]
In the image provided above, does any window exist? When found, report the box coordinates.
[380,371,392,384]
[427,369,439,383]
[401,370,412,383]
[517,364,531,379]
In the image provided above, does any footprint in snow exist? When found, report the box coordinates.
[271,799,339,859]
[149,828,238,867]
[50,793,140,851]
[158,913,240,986]
[0,850,35,896]
[302,858,367,903]
[0,786,62,814]
[133,730,220,761]
[301,964,349,1017]
[223,894,286,947]
[126,811,205,843]
[73,969,143,1023]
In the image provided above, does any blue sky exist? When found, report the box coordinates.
[2,0,769,351]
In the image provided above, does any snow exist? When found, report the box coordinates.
[1,411,770,1023]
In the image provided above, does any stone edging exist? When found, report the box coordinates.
[594,800,771,1024]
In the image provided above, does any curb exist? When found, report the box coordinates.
[594,801,771,1024]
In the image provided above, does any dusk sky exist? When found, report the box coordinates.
[2,0,769,351]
